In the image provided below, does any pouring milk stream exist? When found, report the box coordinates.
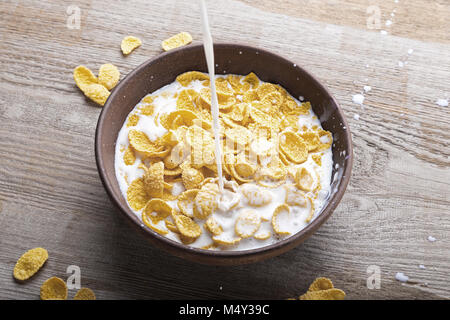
[200,0,224,193]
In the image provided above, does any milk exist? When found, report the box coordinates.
[200,0,224,193]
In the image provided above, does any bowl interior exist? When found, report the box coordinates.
[96,43,352,264]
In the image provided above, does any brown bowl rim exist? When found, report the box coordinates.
[95,43,353,263]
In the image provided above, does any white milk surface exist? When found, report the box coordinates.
[114,74,333,251]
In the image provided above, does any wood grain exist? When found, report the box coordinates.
[0,0,449,299]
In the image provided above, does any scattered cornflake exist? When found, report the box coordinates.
[98,63,120,90]
[121,35,142,55]
[300,288,345,300]
[40,277,68,300]
[13,248,48,281]
[161,32,193,51]
[395,272,409,283]
[297,277,346,300]
[74,287,96,300]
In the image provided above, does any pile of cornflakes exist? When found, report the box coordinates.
[118,71,332,249]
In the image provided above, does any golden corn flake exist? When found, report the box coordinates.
[299,288,345,300]
[176,90,197,112]
[315,129,333,151]
[161,32,193,51]
[235,210,261,238]
[177,71,210,87]
[161,110,198,130]
[123,145,136,166]
[164,166,182,177]
[284,184,307,207]
[193,183,219,219]
[142,162,164,198]
[121,35,142,55]
[305,197,315,223]
[182,166,204,190]
[312,154,322,166]
[299,132,320,151]
[142,199,173,225]
[254,230,271,240]
[127,178,150,211]
[98,63,120,90]
[174,214,202,239]
[235,161,256,179]
[212,234,241,246]
[295,167,314,192]
[165,219,179,233]
[126,113,139,127]
[40,277,68,300]
[243,72,260,89]
[308,277,334,292]
[142,96,154,104]
[73,65,98,90]
[198,88,236,111]
[243,89,259,103]
[13,247,48,281]
[74,287,96,300]
[256,83,277,100]
[83,83,111,106]
[164,144,186,169]
[128,129,166,157]
[228,102,247,123]
[272,204,291,235]
[279,131,308,164]
[225,126,251,147]
[140,103,155,116]
[240,183,272,207]
[177,189,199,217]
[205,216,223,236]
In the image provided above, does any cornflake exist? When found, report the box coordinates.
[98,63,120,90]
[74,288,96,300]
[161,32,193,51]
[174,214,202,239]
[272,204,291,235]
[121,36,142,55]
[127,178,150,211]
[295,167,314,192]
[280,131,308,164]
[235,210,261,238]
[142,162,164,198]
[13,247,48,281]
[205,216,223,236]
[40,277,68,300]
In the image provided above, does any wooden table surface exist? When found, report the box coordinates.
[0,0,449,300]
